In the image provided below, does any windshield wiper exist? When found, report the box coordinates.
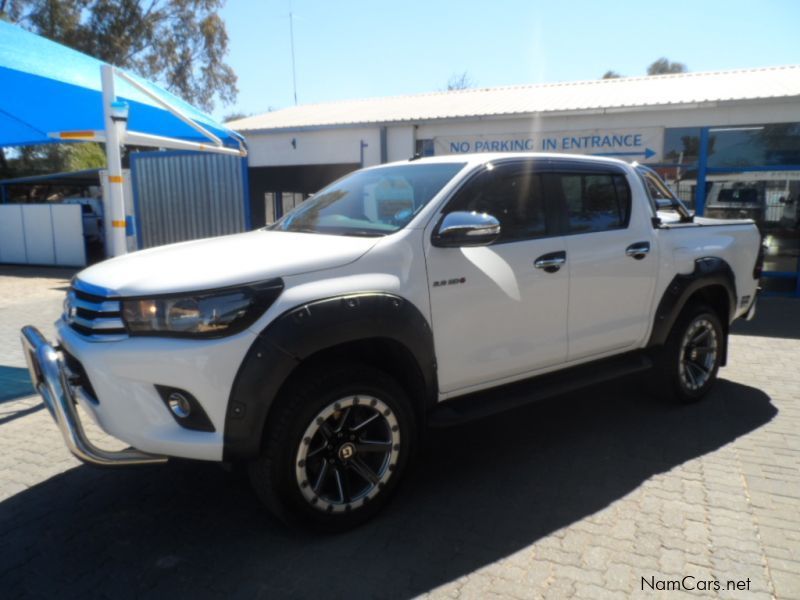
[338,230,388,238]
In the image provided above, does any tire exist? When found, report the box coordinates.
[651,302,725,403]
[248,362,416,532]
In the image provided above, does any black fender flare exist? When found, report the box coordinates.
[223,293,437,461]
[647,257,737,349]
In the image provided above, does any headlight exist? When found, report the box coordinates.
[121,279,283,338]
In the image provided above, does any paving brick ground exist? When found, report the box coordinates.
[0,264,798,599]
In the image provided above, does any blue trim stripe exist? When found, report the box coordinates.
[241,155,252,230]
[129,152,144,250]
[706,165,800,174]
[695,127,709,216]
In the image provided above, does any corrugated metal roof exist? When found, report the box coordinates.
[229,66,800,132]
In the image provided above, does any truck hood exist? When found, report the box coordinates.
[76,230,379,296]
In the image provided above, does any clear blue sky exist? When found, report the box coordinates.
[217,0,800,120]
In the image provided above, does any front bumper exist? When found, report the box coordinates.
[20,325,167,467]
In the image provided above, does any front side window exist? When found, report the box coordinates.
[270,162,465,236]
[445,166,550,243]
[555,173,631,233]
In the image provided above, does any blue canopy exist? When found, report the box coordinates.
[0,20,243,149]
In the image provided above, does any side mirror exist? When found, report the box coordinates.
[432,211,501,247]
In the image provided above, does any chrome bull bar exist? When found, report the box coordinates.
[19,326,167,467]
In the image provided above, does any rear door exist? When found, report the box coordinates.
[547,168,658,360]
[425,161,569,394]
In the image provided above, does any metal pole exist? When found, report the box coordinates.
[114,69,227,149]
[695,127,709,216]
[379,127,387,164]
[289,1,298,105]
[101,64,127,257]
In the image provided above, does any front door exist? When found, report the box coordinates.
[425,162,569,394]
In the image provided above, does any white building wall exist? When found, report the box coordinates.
[242,98,800,168]
[247,127,381,167]
[415,99,800,139]
[386,125,415,162]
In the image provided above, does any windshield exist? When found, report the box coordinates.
[269,162,466,236]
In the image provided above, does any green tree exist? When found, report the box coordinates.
[0,142,105,178]
[601,70,622,79]
[647,58,687,75]
[445,71,475,91]
[63,142,107,171]
[1,1,237,177]
[2,0,237,112]
[223,111,252,123]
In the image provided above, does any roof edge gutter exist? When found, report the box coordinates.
[230,95,800,136]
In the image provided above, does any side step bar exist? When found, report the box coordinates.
[428,351,653,428]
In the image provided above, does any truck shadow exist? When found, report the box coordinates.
[0,378,775,599]
[0,366,35,404]
[731,297,800,340]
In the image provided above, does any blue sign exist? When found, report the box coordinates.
[437,128,663,161]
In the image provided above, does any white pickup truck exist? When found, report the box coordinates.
[22,153,762,530]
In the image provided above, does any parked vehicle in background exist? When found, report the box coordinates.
[21,153,762,531]
[63,196,104,244]
[777,179,800,229]
[704,181,766,221]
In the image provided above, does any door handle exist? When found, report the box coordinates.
[534,251,567,273]
[625,242,650,260]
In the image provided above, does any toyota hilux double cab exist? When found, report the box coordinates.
[21,153,762,530]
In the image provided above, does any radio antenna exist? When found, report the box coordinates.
[289,0,298,105]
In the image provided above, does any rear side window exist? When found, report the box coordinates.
[640,170,674,214]
[554,173,631,233]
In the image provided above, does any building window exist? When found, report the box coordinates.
[707,123,800,169]
[415,139,435,157]
[660,122,800,294]
[664,127,703,166]
[264,191,308,223]
[264,192,277,224]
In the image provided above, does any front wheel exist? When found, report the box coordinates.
[652,303,725,403]
[248,363,415,531]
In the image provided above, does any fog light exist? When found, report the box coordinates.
[155,385,215,432]
[168,392,192,418]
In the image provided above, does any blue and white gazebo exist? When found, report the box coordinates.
[0,20,246,256]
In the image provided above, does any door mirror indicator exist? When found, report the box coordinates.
[432,211,501,247]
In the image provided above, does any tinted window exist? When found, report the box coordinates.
[554,173,630,233]
[664,127,702,165]
[271,162,465,237]
[708,123,800,169]
[642,174,671,203]
[718,188,760,204]
[636,166,692,218]
[447,167,549,242]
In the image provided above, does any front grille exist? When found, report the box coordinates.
[65,283,128,339]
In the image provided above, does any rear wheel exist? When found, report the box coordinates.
[248,363,415,531]
[652,303,724,403]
